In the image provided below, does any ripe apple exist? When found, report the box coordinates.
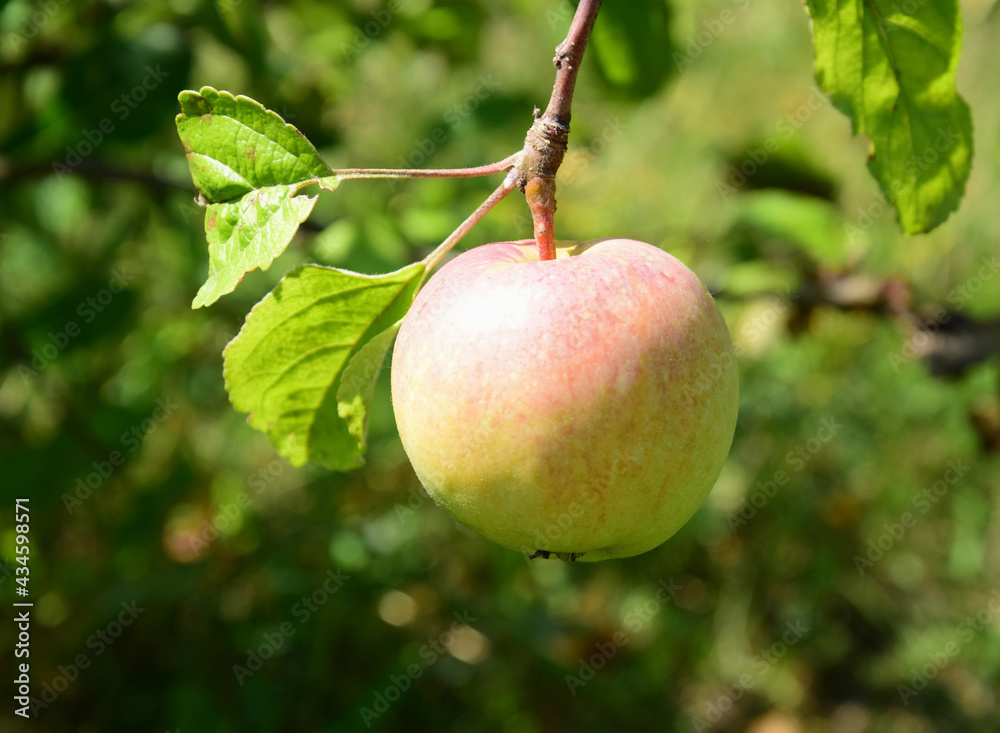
[390,238,738,561]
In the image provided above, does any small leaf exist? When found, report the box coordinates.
[223,263,425,471]
[176,87,339,307]
[805,0,973,233]
[192,184,324,308]
[176,86,332,202]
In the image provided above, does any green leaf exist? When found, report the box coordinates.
[176,86,332,202]
[588,0,674,99]
[732,190,849,267]
[223,262,425,471]
[192,185,319,308]
[805,0,973,233]
[176,87,339,307]
[337,321,403,449]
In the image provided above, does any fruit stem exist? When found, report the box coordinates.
[334,154,519,181]
[513,0,604,261]
[526,177,556,261]
[422,172,519,275]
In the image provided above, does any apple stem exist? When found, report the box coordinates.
[513,0,604,261]
[334,155,519,181]
[422,172,519,275]
[526,177,557,261]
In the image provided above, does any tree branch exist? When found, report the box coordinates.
[544,0,604,127]
[334,155,518,181]
[514,0,604,260]
[423,172,520,273]
[714,267,1000,452]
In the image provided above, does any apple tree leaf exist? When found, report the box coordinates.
[176,86,339,307]
[192,186,320,309]
[176,86,333,202]
[804,0,973,233]
[337,320,403,449]
[588,0,675,99]
[223,262,425,471]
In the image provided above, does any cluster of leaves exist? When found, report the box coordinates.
[178,0,973,473]
[177,88,426,470]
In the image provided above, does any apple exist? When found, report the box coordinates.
[390,238,738,561]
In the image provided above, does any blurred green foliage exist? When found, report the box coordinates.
[1,1,999,732]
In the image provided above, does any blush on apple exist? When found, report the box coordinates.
[390,238,738,561]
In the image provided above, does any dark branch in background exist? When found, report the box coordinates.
[716,266,1000,453]
[789,269,1000,378]
[0,158,183,194]
[514,0,604,260]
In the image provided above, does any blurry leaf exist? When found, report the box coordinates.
[732,191,848,267]
[805,0,972,233]
[722,144,838,202]
[588,0,674,98]
[718,260,800,297]
[223,263,425,471]
[175,87,338,307]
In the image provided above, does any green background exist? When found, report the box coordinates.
[1,0,999,731]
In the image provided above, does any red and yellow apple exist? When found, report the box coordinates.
[390,238,738,561]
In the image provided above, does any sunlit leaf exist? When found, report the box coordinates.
[805,0,972,233]
[176,86,332,202]
[175,87,338,306]
[223,263,425,470]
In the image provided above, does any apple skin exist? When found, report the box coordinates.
[390,238,738,561]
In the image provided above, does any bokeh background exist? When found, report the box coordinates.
[2,0,1000,731]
